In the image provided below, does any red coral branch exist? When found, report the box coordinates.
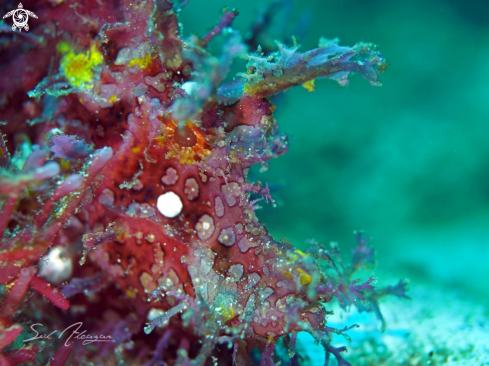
[0,267,20,284]
[0,354,10,366]
[30,276,70,310]
[0,324,23,350]
[2,349,36,365]
[0,267,36,320]
[49,343,73,366]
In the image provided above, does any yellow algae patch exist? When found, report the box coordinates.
[153,135,166,146]
[128,53,154,69]
[56,41,72,55]
[131,146,141,153]
[108,94,118,103]
[218,306,236,323]
[166,149,202,165]
[302,79,315,92]
[243,81,258,96]
[295,268,312,286]
[166,53,182,70]
[60,159,71,170]
[287,249,306,263]
[59,43,104,88]
[125,288,138,299]
[282,271,292,279]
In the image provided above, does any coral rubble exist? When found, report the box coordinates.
[0,0,401,365]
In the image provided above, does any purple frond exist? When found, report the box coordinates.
[172,31,246,122]
[382,279,410,299]
[348,277,375,301]
[323,343,352,366]
[50,134,92,160]
[59,274,105,297]
[351,231,376,270]
[241,38,386,98]
[202,10,239,47]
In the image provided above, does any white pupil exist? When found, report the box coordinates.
[157,191,183,218]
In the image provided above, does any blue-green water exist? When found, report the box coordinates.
[182,1,489,364]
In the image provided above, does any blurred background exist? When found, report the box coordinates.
[180,0,489,302]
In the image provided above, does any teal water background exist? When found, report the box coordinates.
[181,0,489,299]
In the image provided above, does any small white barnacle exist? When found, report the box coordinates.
[238,236,260,253]
[221,182,240,207]
[218,227,236,246]
[235,223,243,234]
[98,188,115,206]
[157,191,183,218]
[227,264,244,281]
[184,177,199,200]
[214,196,224,217]
[195,214,215,240]
[243,293,256,316]
[244,272,261,289]
[161,167,178,185]
[258,287,274,301]
[145,233,156,243]
[140,271,156,293]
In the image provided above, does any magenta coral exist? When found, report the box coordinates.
[0,1,399,365]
